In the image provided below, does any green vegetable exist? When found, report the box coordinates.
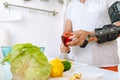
[62,61,71,72]
[1,43,51,80]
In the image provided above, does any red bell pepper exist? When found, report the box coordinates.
[61,33,73,46]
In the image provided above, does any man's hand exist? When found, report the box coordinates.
[60,43,70,53]
[66,30,91,46]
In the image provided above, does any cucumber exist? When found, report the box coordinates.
[62,61,71,72]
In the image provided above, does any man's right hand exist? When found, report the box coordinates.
[60,43,70,53]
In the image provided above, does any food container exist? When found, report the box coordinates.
[1,46,45,57]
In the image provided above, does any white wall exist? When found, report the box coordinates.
[0,0,64,58]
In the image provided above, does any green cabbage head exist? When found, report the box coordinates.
[1,43,51,80]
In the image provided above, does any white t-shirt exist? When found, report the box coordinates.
[66,0,120,67]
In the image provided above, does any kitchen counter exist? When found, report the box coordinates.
[50,62,119,80]
[0,62,119,80]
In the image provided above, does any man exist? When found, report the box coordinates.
[60,0,120,71]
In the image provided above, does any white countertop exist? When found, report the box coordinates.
[0,62,119,80]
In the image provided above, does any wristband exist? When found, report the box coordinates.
[80,36,89,48]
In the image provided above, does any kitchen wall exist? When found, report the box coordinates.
[0,0,64,58]
[0,0,120,60]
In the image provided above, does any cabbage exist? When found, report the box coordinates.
[1,43,51,80]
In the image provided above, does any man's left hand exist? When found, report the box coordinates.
[66,30,91,46]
